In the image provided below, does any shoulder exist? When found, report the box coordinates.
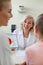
[0,31,6,38]
[13,29,20,33]
[0,31,8,45]
[13,29,17,34]
[25,43,37,55]
[0,31,8,40]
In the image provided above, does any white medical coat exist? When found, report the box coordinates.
[12,29,37,49]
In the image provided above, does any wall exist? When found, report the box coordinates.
[0,0,43,33]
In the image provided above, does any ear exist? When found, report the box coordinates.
[34,26,38,37]
[35,26,38,33]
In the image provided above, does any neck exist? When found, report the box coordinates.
[23,30,29,38]
[39,35,43,42]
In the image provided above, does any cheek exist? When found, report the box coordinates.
[28,24,32,28]
[7,14,11,19]
[2,13,9,25]
[23,23,25,27]
[5,14,9,19]
[3,13,9,20]
[30,24,33,27]
[4,11,10,19]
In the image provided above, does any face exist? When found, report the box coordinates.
[23,17,34,30]
[0,1,12,26]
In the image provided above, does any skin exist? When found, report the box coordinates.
[22,17,34,38]
[20,19,43,65]
[0,1,13,51]
[0,1,12,26]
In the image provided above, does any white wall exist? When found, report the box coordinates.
[0,0,43,33]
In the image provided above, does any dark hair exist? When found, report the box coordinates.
[35,14,43,35]
[0,0,11,11]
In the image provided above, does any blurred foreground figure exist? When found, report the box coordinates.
[0,0,13,65]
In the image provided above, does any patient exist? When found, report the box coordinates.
[25,14,43,65]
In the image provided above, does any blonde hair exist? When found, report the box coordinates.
[24,16,34,31]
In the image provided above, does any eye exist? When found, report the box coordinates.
[8,10,11,13]
[8,9,12,14]
[28,22,31,24]
[24,20,26,23]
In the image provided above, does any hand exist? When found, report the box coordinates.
[22,23,29,38]
[20,62,26,65]
[11,48,15,51]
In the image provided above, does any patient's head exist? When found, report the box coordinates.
[34,14,43,39]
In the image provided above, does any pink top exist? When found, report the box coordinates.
[26,41,43,65]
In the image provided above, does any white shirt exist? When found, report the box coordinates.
[12,29,37,50]
[24,31,37,48]
[0,31,13,65]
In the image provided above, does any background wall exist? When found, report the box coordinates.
[0,0,43,33]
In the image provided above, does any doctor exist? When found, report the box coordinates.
[0,0,13,65]
[12,16,37,50]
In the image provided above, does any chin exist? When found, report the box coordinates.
[5,22,8,26]
[5,24,8,26]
